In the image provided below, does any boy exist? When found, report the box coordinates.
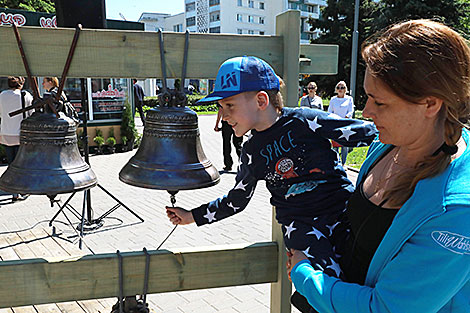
[166,56,376,281]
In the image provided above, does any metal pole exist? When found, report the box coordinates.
[349,0,360,103]
[80,78,93,222]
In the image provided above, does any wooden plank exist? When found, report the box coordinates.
[0,25,283,79]
[300,44,339,75]
[0,25,338,79]
[0,242,278,308]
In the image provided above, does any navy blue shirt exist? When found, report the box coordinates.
[192,107,377,226]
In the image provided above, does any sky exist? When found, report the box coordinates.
[105,0,184,22]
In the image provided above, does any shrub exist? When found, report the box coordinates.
[93,136,105,147]
[121,100,138,144]
[106,137,116,147]
[121,135,128,145]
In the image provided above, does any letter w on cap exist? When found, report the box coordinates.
[221,72,238,89]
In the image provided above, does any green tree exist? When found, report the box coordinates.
[306,0,378,109]
[0,0,55,13]
[308,0,470,110]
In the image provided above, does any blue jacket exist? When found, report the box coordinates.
[291,129,470,313]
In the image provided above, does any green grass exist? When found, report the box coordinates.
[345,146,369,169]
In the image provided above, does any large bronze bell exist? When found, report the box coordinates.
[0,112,97,196]
[119,105,220,191]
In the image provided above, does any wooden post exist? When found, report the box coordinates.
[270,10,301,313]
[270,207,292,313]
[276,10,301,108]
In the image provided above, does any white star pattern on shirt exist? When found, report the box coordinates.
[246,187,255,199]
[306,226,326,240]
[227,202,240,212]
[326,257,342,277]
[302,247,314,259]
[338,127,357,141]
[326,221,340,236]
[246,153,253,165]
[203,208,217,223]
[365,124,377,136]
[307,116,322,132]
[234,179,248,191]
[357,141,368,147]
[284,221,297,239]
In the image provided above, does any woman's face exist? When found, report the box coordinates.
[335,83,347,97]
[362,68,430,147]
[307,84,316,95]
[42,78,54,91]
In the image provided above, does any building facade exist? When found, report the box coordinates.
[183,0,326,43]
[136,0,327,96]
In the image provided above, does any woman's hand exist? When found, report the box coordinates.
[166,206,195,225]
[286,249,308,281]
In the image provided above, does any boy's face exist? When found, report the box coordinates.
[218,92,260,137]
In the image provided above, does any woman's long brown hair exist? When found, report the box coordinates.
[362,19,470,207]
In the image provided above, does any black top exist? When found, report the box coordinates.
[342,185,398,284]
[341,147,398,284]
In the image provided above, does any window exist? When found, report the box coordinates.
[259,17,264,24]
[185,2,195,11]
[210,12,220,22]
[238,0,242,6]
[248,0,254,8]
[237,14,243,22]
[259,2,264,9]
[173,24,183,32]
[186,16,196,26]
[209,0,220,6]
[288,2,297,9]
[209,26,220,33]
[248,15,254,23]
[248,30,254,34]
[237,29,243,34]
[259,31,265,35]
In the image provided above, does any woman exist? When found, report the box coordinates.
[0,77,33,201]
[328,81,354,164]
[300,81,323,110]
[288,20,470,313]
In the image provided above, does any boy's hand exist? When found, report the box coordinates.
[286,249,308,281]
[214,125,221,132]
[166,206,195,225]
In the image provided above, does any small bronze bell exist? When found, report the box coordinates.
[119,104,220,191]
[0,112,97,196]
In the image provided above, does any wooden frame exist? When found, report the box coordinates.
[0,10,338,312]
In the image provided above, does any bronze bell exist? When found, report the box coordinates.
[119,105,220,191]
[0,112,97,196]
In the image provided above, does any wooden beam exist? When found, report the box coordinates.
[0,25,283,79]
[0,25,338,79]
[0,242,277,309]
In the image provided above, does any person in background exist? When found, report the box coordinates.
[300,82,323,110]
[214,106,243,171]
[328,81,354,165]
[288,19,470,313]
[42,77,67,103]
[0,76,32,201]
[132,79,146,126]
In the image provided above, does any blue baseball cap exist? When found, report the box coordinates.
[197,56,280,103]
